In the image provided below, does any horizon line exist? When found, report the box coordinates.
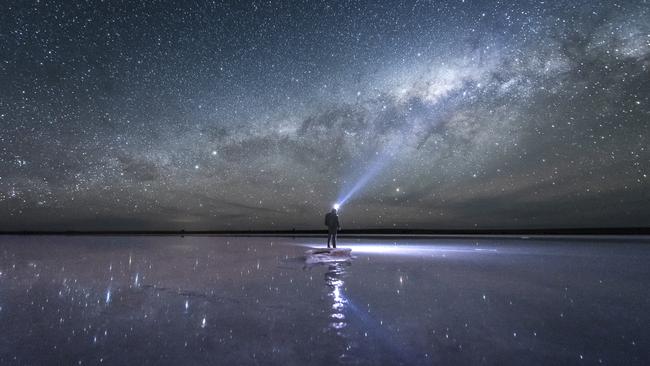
[1,227,649,236]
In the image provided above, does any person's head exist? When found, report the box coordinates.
[331,208,337,214]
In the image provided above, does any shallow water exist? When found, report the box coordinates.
[0,235,649,365]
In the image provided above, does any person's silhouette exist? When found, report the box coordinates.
[324,208,341,248]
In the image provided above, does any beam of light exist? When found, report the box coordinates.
[336,151,393,207]
[321,262,424,363]
[347,244,439,255]
[328,264,419,364]
[302,243,499,256]
[335,87,467,209]
[299,242,496,258]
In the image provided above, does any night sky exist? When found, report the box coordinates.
[1,0,648,231]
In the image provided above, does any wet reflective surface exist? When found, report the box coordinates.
[0,235,649,365]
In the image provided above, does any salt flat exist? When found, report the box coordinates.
[0,235,648,365]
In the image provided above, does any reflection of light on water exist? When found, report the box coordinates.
[343,244,498,256]
[326,267,347,319]
[323,263,372,363]
[331,279,345,311]
[325,263,351,351]
[105,288,111,304]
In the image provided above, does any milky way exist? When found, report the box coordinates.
[1,1,648,230]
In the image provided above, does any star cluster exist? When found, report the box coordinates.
[1,0,648,230]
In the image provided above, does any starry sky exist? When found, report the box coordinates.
[1,0,648,231]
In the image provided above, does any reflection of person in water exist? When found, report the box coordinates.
[324,208,341,248]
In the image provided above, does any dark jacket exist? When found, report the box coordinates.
[324,212,340,231]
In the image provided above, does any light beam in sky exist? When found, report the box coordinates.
[336,152,392,208]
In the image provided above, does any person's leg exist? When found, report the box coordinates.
[332,232,337,248]
[327,233,331,248]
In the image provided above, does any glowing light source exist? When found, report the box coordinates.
[333,203,340,210]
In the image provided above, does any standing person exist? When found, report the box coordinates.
[324,208,341,248]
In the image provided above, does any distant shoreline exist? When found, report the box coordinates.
[1,228,649,237]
